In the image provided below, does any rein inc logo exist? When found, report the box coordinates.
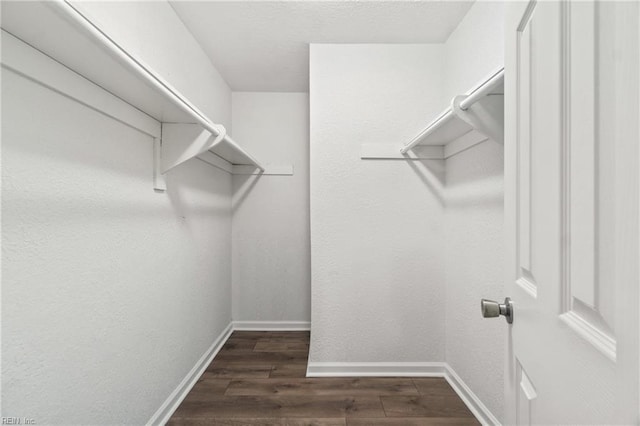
[1,419,35,425]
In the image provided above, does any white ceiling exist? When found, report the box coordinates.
[170,1,474,92]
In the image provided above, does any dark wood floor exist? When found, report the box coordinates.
[169,331,480,425]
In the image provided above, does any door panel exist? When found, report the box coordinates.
[562,0,616,361]
[515,361,537,426]
[505,1,639,424]
[515,0,537,298]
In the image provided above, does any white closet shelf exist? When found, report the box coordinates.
[1,0,266,187]
[360,68,504,160]
[402,67,504,153]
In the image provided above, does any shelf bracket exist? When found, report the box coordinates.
[452,94,504,144]
[153,138,167,192]
[161,123,227,174]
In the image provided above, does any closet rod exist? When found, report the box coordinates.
[48,0,264,171]
[458,68,504,111]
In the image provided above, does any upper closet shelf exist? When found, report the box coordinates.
[0,0,265,178]
[360,68,504,161]
[402,67,504,154]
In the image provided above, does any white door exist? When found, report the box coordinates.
[503,1,639,424]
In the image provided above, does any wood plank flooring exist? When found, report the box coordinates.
[169,331,480,426]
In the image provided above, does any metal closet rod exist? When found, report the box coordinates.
[458,68,505,111]
[50,0,264,171]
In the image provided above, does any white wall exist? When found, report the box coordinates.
[308,4,505,419]
[309,44,447,363]
[445,140,504,420]
[231,92,311,323]
[442,1,505,421]
[443,1,505,104]
[2,70,232,425]
[2,2,235,423]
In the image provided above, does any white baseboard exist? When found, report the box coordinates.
[146,322,233,426]
[306,362,447,377]
[444,364,501,426]
[232,320,311,331]
[306,361,500,426]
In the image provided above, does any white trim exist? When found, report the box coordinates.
[146,322,233,426]
[444,364,501,426]
[306,362,447,377]
[233,321,311,331]
[559,311,616,362]
[306,362,500,426]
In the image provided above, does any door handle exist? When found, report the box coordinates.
[481,297,513,324]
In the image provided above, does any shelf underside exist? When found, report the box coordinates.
[210,138,258,166]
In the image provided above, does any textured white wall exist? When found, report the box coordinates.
[231,92,311,322]
[309,44,447,363]
[2,2,235,423]
[444,1,505,105]
[445,141,504,421]
[2,70,232,424]
[443,2,505,421]
[308,4,505,417]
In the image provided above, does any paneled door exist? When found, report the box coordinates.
[504,1,639,424]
